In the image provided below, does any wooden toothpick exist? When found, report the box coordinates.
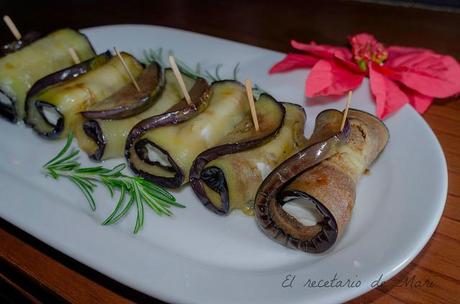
[340,90,352,131]
[68,48,80,64]
[3,15,21,40]
[168,55,192,106]
[245,79,260,132]
[114,47,140,92]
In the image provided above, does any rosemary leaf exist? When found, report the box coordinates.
[106,194,135,226]
[43,133,74,167]
[42,134,184,233]
[143,47,265,96]
[102,185,126,225]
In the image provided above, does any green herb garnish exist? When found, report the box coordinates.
[144,48,265,97]
[42,134,184,233]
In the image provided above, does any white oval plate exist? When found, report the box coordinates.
[0,25,447,304]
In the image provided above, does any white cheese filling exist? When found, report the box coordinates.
[282,196,323,226]
[41,105,61,126]
[256,161,272,179]
[146,143,171,167]
[200,125,211,143]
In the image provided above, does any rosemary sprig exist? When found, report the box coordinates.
[143,48,265,98]
[144,48,199,80]
[42,134,184,233]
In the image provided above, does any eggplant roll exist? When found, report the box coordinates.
[25,52,144,139]
[74,68,199,160]
[0,29,95,122]
[126,80,251,188]
[190,101,307,216]
[255,109,389,253]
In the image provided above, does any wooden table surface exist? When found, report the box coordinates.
[1,1,459,303]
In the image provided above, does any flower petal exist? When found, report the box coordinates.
[387,46,429,60]
[385,51,460,98]
[291,40,352,61]
[399,86,433,114]
[369,63,409,119]
[269,53,318,74]
[334,56,365,75]
[408,91,433,114]
[306,59,364,97]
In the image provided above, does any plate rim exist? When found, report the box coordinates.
[0,23,448,304]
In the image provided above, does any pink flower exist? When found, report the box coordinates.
[350,33,388,71]
[269,33,460,119]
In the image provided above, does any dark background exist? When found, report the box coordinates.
[1,0,460,60]
[372,0,460,8]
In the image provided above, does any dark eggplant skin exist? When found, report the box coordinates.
[273,190,339,253]
[35,100,65,135]
[0,89,17,122]
[0,33,43,122]
[82,120,106,161]
[125,78,211,188]
[81,62,164,120]
[0,31,41,57]
[254,109,351,254]
[24,51,112,138]
[132,138,186,188]
[189,95,286,215]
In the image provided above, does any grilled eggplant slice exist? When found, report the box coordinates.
[190,99,307,216]
[255,109,389,253]
[81,62,163,119]
[25,52,112,137]
[0,28,95,122]
[74,68,199,160]
[25,52,143,139]
[126,80,250,188]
